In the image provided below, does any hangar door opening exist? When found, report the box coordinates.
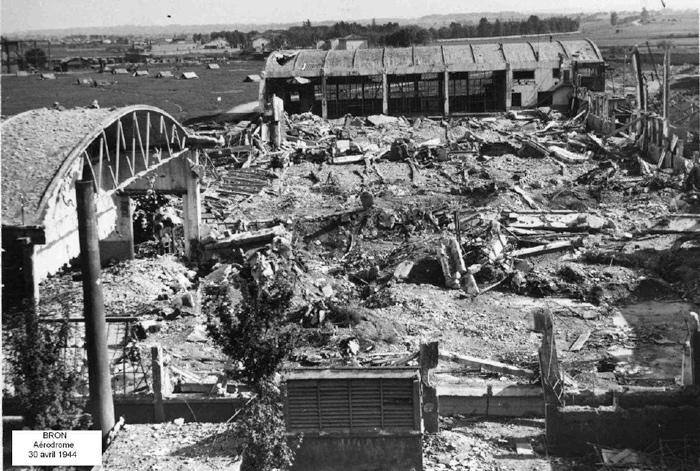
[324,75,383,118]
[388,73,444,115]
[449,71,506,113]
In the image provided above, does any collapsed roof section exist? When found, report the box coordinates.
[263,40,603,78]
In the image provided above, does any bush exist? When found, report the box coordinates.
[206,265,299,386]
[205,261,301,471]
[235,381,302,471]
[8,314,92,430]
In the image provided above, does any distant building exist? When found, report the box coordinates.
[60,57,92,72]
[252,36,272,53]
[262,39,606,117]
[338,34,368,51]
[203,38,229,49]
[317,35,368,51]
[317,39,340,50]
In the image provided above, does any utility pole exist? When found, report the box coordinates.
[76,179,115,447]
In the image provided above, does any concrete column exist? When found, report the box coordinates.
[505,64,512,110]
[443,70,450,117]
[76,180,115,447]
[19,239,40,307]
[99,193,134,263]
[182,151,201,257]
[321,74,328,119]
[382,72,389,115]
[662,50,671,138]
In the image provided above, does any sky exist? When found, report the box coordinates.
[1,0,696,34]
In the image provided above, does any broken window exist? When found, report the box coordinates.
[513,70,535,81]
[552,68,561,79]
[511,92,522,107]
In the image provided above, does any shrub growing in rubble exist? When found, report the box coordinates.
[8,312,92,430]
[205,263,300,471]
[206,265,298,385]
[233,380,301,471]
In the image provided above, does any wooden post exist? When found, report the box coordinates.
[419,341,439,433]
[533,309,563,406]
[152,345,166,422]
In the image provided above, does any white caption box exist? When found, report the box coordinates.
[12,430,102,466]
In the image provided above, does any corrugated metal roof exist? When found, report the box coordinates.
[264,39,602,78]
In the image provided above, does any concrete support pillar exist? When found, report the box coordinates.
[631,47,645,140]
[76,180,115,447]
[382,72,389,115]
[99,193,134,264]
[443,70,450,117]
[505,64,513,110]
[19,239,39,307]
[182,151,201,258]
[662,50,671,137]
[321,74,328,119]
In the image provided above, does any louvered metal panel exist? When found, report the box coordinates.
[286,376,418,432]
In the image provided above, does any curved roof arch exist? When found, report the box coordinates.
[262,39,603,79]
[2,105,189,227]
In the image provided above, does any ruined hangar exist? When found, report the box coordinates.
[261,39,605,118]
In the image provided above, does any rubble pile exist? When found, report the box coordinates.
[175,105,700,386]
[30,104,700,402]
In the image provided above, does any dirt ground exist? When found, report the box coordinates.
[98,418,595,471]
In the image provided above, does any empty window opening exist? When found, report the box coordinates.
[511,92,522,107]
[513,70,535,80]
[552,68,561,79]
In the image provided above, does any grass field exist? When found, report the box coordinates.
[1,61,264,123]
[581,10,698,49]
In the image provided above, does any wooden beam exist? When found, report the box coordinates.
[533,309,564,406]
[152,345,166,422]
[569,330,591,352]
[607,115,644,137]
[439,350,535,379]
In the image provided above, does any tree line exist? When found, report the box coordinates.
[193,14,581,50]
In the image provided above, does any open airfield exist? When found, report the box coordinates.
[1,61,264,124]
